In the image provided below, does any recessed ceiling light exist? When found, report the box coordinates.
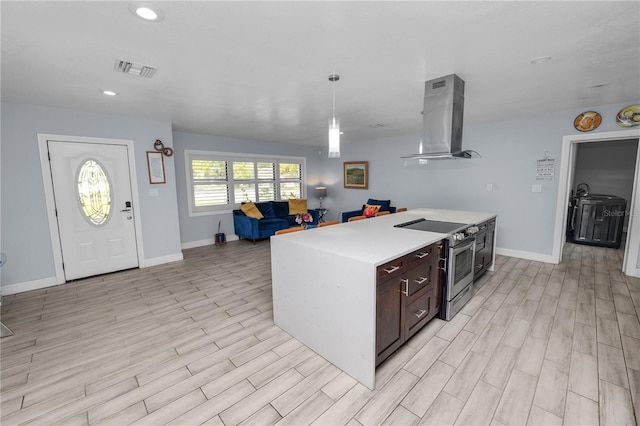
[102,90,118,96]
[128,3,164,22]
[136,7,157,20]
[530,56,552,65]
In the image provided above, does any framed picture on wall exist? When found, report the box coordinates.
[344,161,368,189]
[146,151,166,184]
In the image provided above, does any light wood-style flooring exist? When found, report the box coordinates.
[1,240,639,425]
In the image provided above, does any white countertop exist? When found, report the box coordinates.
[273,208,496,266]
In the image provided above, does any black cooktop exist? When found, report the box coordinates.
[394,218,467,234]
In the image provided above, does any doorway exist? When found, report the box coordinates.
[553,129,640,277]
[38,134,144,284]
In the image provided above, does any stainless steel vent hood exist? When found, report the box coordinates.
[402,74,480,160]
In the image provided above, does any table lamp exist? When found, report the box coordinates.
[315,186,327,209]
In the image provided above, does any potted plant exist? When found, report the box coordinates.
[215,220,226,246]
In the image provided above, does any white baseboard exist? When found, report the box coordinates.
[495,247,558,264]
[181,234,240,250]
[140,252,184,268]
[3,253,185,296]
[2,276,60,296]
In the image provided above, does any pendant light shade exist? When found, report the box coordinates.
[328,117,340,158]
[328,74,340,158]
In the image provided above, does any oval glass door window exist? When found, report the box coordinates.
[77,159,112,226]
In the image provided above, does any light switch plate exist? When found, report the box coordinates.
[149,188,159,196]
[532,184,542,193]
[486,183,493,191]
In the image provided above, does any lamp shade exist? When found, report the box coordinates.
[315,186,327,199]
[328,118,340,158]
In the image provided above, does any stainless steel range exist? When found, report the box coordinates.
[395,218,479,320]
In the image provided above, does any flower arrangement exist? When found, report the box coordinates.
[295,213,313,229]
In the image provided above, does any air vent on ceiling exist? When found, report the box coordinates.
[113,59,157,78]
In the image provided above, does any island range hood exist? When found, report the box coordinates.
[402,74,480,160]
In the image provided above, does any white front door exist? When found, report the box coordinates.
[48,141,139,280]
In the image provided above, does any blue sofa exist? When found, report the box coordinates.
[341,198,397,222]
[233,201,319,243]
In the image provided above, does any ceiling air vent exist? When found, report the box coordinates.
[113,59,157,78]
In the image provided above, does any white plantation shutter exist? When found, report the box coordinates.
[191,159,229,211]
[185,151,305,216]
[279,163,302,199]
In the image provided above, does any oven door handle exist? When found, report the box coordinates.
[451,240,475,254]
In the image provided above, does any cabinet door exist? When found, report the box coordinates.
[376,277,405,365]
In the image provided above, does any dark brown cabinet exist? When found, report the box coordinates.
[474,219,496,280]
[376,240,444,365]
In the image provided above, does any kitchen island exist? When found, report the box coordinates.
[270,208,496,389]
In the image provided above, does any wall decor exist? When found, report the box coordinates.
[616,105,640,128]
[344,161,368,189]
[146,151,166,184]
[153,139,174,156]
[574,111,601,132]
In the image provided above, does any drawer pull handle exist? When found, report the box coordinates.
[383,265,400,274]
[414,309,427,319]
[438,244,443,250]
[476,263,483,269]
[400,279,409,296]
[415,276,429,285]
[415,252,430,259]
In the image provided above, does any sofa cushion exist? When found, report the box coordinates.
[272,201,290,218]
[367,198,391,211]
[255,202,275,218]
[240,201,263,219]
[288,199,308,215]
[258,218,288,231]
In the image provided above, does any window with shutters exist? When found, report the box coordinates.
[185,151,306,216]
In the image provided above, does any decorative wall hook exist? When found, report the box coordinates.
[153,139,174,156]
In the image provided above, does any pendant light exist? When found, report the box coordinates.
[328,74,340,158]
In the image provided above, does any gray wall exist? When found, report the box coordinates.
[574,139,638,229]
[173,131,325,245]
[323,101,640,257]
[1,102,182,287]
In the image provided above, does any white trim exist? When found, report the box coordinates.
[2,276,60,295]
[139,252,184,268]
[2,252,187,295]
[495,247,557,264]
[552,129,640,274]
[629,268,640,278]
[37,133,145,283]
[185,149,306,161]
[180,234,240,250]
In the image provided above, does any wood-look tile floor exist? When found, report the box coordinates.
[1,240,639,425]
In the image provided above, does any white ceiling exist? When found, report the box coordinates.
[2,1,639,147]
